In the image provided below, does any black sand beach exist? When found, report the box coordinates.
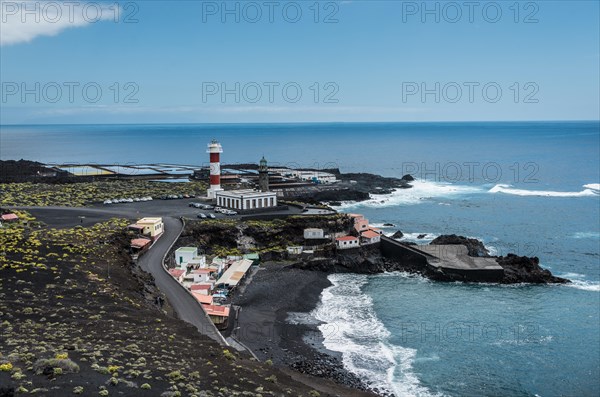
[232,264,381,397]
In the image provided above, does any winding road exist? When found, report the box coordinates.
[137,216,225,344]
[15,205,226,344]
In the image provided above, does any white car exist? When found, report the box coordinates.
[103,200,112,205]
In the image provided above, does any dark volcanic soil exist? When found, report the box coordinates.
[0,218,347,397]
[232,265,379,397]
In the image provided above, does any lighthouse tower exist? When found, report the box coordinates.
[206,139,223,199]
[258,156,269,192]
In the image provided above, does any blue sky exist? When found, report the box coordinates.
[1,0,599,124]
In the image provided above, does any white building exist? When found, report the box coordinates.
[360,230,381,245]
[190,268,212,283]
[174,247,206,269]
[216,189,277,211]
[294,171,337,184]
[175,247,196,266]
[287,246,304,255]
[335,236,360,249]
[304,228,324,239]
[131,217,164,240]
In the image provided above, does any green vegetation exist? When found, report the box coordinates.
[0,212,333,396]
[32,358,80,375]
[0,180,206,207]
[0,362,13,371]
[222,349,236,360]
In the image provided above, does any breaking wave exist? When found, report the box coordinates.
[560,272,600,292]
[312,274,440,397]
[337,180,485,209]
[489,184,600,197]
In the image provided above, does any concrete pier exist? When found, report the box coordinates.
[380,236,505,282]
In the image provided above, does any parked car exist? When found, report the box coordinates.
[197,213,207,219]
[103,200,112,205]
[208,214,216,219]
[214,207,223,213]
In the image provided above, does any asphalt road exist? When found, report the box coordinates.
[136,216,225,344]
[12,205,225,344]
[14,198,305,228]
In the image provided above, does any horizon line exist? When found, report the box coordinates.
[1,119,599,127]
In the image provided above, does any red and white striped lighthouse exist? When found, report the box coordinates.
[206,139,223,199]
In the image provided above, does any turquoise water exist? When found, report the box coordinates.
[2,121,599,396]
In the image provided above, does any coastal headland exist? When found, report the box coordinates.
[0,159,570,396]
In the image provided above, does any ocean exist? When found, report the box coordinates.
[1,121,599,396]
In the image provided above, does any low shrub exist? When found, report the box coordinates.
[33,358,79,375]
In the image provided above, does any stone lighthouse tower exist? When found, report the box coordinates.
[206,140,223,199]
[258,156,269,192]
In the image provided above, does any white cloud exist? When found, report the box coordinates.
[0,1,118,46]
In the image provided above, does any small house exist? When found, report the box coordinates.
[175,247,197,267]
[304,228,324,239]
[1,213,19,222]
[204,304,230,330]
[131,238,152,254]
[354,218,369,233]
[192,292,214,306]
[287,246,303,255]
[190,283,212,295]
[132,217,164,240]
[191,268,212,283]
[336,236,360,250]
[360,230,381,245]
[168,268,186,283]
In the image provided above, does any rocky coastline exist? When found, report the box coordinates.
[291,235,569,284]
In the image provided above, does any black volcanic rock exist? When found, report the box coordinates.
[497,254,569,284]
[304,189,370,203]
[383,223,395,227]
[401,174,415,181]
[0,159,72,183]
[417,234,427,239]
[430,234,490,257]
[391,231,404,239]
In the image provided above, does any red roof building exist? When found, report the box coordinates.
[360,230,381,245]
[168,268,186,282]
[1,213,19,222]
[335,235,360,249]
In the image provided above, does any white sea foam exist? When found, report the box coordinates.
[557,272,600,292]
[370,223,397,229]
[489,184,600,197]
[337,180,485,209]
[565,280,600,292]
[583,183,600,191]
[569,232,600,239]
[396,232,439,244]
[312,274,440,397]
